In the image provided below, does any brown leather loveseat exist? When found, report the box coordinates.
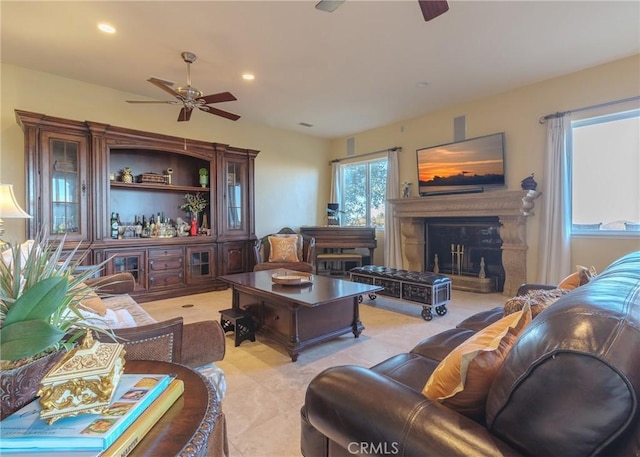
[301,251,640,456]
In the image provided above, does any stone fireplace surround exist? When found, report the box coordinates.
[390,190,540,296]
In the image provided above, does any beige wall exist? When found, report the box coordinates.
[0,64,331,242]
[328,55,640,281]
[2,57,639,280]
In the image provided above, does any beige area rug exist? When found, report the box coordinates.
[142,288,506,457]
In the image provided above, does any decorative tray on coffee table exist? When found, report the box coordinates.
[271,272,313,286]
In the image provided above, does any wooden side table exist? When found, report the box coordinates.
[124,360,220,457]
[219,307,256,347]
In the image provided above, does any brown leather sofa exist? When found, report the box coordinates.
[301,251,640,456]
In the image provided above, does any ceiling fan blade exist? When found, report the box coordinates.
[201,106,241,121]
[126,100,177,104]
[178,108,193,122]
[198,92,237,105]
[315,0,345,12]
[147,78,182,98]
[418,0,449,21]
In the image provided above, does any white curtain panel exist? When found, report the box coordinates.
[330,162,341,209]
[384,149,403,268]
[537,116,571,283]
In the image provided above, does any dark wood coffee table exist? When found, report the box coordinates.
[218,269,382,361]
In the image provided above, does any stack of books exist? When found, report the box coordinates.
[0,373,184,457]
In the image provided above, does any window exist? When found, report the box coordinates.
[339,157,387,228]
[569,108,639,234]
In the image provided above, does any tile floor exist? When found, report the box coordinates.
[142,286,507,457]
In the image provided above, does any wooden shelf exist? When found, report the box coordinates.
[110,182,209,192]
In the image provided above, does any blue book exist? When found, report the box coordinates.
[0,374,171,452]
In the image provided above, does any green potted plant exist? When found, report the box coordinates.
[0,233,110,418]
[199,167,209,187]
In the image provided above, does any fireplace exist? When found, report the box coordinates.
[425,217,505,292]
[390,190,540,296]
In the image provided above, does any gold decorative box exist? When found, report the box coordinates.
[37,331,126,424]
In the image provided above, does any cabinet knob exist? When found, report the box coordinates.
[82,180,86,195]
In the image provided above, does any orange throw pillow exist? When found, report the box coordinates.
[268,236,300,263]
[422,303,532,421]
[558,265,597,290]
[71,280,107,316]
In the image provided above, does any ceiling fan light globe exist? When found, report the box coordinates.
[176,86,203,100]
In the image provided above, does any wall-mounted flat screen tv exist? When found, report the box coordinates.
[416,132,505,196]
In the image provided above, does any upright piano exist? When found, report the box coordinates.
[300,226,377,269]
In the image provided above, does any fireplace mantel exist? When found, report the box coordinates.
[390,190,540,296]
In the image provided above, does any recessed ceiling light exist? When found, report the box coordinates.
[242,73,255,81]
[416,81,430,88]
[98,23,116,34]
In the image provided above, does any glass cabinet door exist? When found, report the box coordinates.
[226,162,242,230]
[51,139,80,235]
[106,249,147,291]
[186,246,216,283]
[224,158,247,234]
[41,131,89,242]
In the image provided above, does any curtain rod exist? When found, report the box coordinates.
[329,146,402,164]
[539,96,640,124]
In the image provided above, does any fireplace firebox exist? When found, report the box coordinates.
[425,217,505,292]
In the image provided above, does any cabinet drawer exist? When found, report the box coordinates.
[261,300,291,338]
[148,271,185,289]
[149,257,183,271]
[149,248,184,257]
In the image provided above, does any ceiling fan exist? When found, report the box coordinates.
[315,0,449,22]
[126,51,240,122]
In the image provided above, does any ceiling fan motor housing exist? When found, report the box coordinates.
[181,51,197,64]
[176,86,204,102]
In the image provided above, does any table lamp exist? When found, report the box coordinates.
[0,183,32,237]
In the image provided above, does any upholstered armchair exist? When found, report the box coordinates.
[253,227,315,273]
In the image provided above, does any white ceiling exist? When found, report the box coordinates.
[2,1,639,139]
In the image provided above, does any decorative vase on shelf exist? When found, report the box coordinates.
[121,167,133,184]
[199,168,209,188]
[190,216,198,236]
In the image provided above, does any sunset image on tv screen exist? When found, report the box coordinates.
[417,134,505,190]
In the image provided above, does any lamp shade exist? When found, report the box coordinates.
[0,184,31,218]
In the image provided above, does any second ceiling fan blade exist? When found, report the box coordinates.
[315,0,345,12]
[198,92,237,104]
[148,78,182,98]
[201,106,241,121]
[418,0,449,21]
[126,100,177,104]
[178,108,193,122]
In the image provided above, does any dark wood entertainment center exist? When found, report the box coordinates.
[16,110,258,302]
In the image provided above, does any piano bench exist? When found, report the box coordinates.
[316,253,362,276]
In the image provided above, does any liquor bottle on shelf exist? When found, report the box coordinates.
[110,212,118,239]
[135,215,143,238]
